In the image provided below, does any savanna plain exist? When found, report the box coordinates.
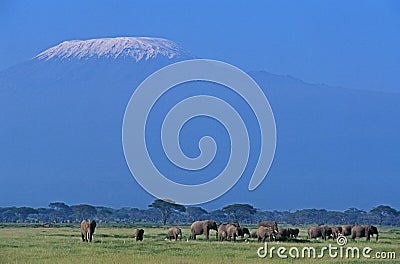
[0,225,398,264]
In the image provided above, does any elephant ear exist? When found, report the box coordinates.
[90,221,96,233]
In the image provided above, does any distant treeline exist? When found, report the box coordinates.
[0,201,399,226]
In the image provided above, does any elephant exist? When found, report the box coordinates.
[258,221,278,232]
[217,223,239,241]
[279,228,299,239]
[80,220,96,242]
[226,224,240,241]
[351,225,378,241]
[330,226,343,239]
[217,222,232,234]
[341,225,353,236]
[190,220,218,240]
[238,227,250,238]
[307,225,332,240]
[289,228,300,238]
[167,226,182,241]
[278,228,290,238]
[258,221,279,240]
[218,229,228,241]
[134,228,144,241]
[256,226,276,242]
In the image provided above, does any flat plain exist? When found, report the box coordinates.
[0,225,398,263]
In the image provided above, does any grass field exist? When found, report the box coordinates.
[0,225,398,263]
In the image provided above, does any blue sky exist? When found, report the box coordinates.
[1,0,399,92]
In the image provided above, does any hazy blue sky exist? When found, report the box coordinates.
[1,0,399,92]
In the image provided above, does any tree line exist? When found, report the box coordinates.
[0,201,399,226]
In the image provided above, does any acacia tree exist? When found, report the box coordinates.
[71,204,97,220]
[186,207,209,222]
[149,199,186,225]
[222,204,257,224]
[14,207,38,221]
[49,202,73,221]
[344,208,367,224]
[370,205,399,225]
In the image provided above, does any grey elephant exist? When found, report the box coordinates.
[250,231,258,238]
[190,220,218,240]
[217,223,240,241]
[217,222,231,235]
[307,225,332,240]
[238,227,250,238]
[218,229,227,241]
[351,225,378,241]
[134,228,144,241]
[258,221,278,232]
[226,224,240,241]
[330,226,343,239]
[341,225,353,236]
[278,228,290,238]
[289,228,300,238]
[167,226,182,241]
[257,226,276,242]
[258,221,279,240]
[80,220,96,242]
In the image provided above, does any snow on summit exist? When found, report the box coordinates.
[35,37,191,61]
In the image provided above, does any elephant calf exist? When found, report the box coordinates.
[134,228,144,241]
[238,227,250,238]
[81,220,96,242]
[218,230,227,241]
[167,226,182,241]
[289,228,300,238]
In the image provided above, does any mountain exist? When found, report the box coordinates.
[34,37,191,61]
[0,37,194,208]
[0,37,399,210]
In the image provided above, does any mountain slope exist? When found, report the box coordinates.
[0,38,399,210]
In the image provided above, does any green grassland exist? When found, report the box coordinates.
[0,225,398,263]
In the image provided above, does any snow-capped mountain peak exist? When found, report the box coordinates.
[34,37,191,62]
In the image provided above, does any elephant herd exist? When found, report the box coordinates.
[188,220,282,243]
[307,224,379,241]
[80,219,378,243]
